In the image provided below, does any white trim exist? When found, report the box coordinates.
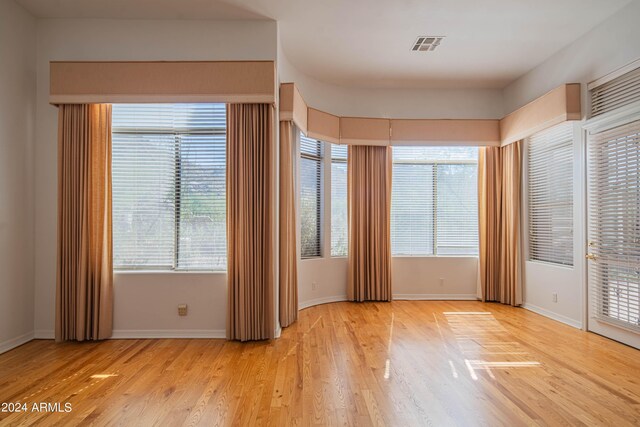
[0,332,35,354]
[33,329,225,340]
[587,58,640,90]
[298,294,480,309]
[393,294,479,301]
[299,295,348,310]
[34,330,55,339]
[110,329,225,339]
[523,303,582,329]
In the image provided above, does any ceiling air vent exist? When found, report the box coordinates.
[412,36,444,52]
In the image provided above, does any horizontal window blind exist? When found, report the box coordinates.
[331,144,348,256]
[527,123,574,266]
[588,120,640,331]
[391,147,478,256]
[112,103,226,270]
[300,134,323,258]
[392,162,434,255]
[591,65,640,117]
[437,163,479,255]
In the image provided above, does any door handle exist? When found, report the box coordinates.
[586,253,597,261]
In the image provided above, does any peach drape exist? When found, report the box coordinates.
[347,145,393,302]
[279,121,298,328]
[56,104,113,342]
[227,104,275,341]
[478,142,523,306]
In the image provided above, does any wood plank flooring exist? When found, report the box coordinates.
[1,301,639,426]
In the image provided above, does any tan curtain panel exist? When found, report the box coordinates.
[227,104,275,341]
[478,142,523,306]
[347,145,393,301]
[56,104,113,342]
[279,121,298,328]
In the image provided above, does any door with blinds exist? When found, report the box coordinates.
[587,120,640,348]
[586,62,640,349]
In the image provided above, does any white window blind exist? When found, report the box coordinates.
[331,144,348,256]
[112,103,227,271]
[391,147,478,256]
[588,119,640,330]
[591,65,640,118]
[300,134,323,258]
[527,123,574,266]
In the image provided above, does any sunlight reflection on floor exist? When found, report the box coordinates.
[443,311,542,381]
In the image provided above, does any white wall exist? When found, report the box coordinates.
[0,0,36,353]
[33,18,278,338]
[392,257,478,299]
[278,36,504,120]
[299,256,478,308]
[299,258,348,308]
[521,123,585,329]
[112,273,226,338]
[504,0,640,329]
[503,0,640,114]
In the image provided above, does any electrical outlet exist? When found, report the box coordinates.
[552,293,558,303]
[178,304,188,316]
[439,278,444,286]
[312,282,317,291]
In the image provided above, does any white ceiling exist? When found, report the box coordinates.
[17,0,634,89]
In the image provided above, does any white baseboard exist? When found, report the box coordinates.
[393,293,479,301]
[34,329,55,339]
[0,331,35,354]
[298,294,479,310]
[33,328,225,340]
[111,329,226,339]
[523,303,582,329]
[299,295,348,310]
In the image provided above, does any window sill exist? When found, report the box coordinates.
[114,270,227,275]
[392,255,479,259]
[525,260,574,270]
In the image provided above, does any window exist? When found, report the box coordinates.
[391,146,478,256]
[590,65,640,117]
[527,123,574,266]
[112,103,227,271]
[331,144,348,256]
[300,134,323,258]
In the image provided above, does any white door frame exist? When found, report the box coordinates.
[583,101,640,349]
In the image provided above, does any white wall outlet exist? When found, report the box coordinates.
[439,278,445,286]
[312,282,317,291]
[178,304,188,316]
[552,293,558,303]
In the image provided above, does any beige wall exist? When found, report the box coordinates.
[0,0,36,353]
[33,18,278,338]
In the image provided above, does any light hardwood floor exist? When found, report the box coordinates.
[1,301,639,426]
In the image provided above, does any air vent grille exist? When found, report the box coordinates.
[412,36,444,52]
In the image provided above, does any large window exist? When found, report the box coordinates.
[300,134,323,258]
[112,103,227,271]
[331,144,348,256]
[391,146,479,256]
[527,123,574,266]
